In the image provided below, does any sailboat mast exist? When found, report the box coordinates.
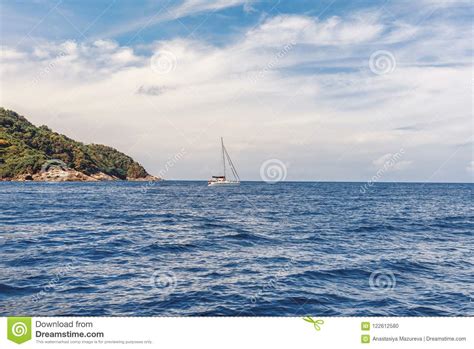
[221,137,226,178]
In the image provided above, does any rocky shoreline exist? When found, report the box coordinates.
[1,168,161,182]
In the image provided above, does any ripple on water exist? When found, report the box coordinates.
[0,181,472,316]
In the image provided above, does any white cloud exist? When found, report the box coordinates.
[170,0,250,18]
[420,0,471,7]
[244,14,383,47]
[382,22,419,43]
[373,153,412,171]
[97,0,251,39]
[111,48,141,64]
[93,39,119,51]
[0,10,471,182]
[1,46,26,60]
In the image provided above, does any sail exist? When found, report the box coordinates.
[223,144,240,182]
[221,137,226,178]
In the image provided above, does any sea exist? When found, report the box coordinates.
[0,181,472,316]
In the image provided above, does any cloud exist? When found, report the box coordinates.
[97,0,252,39]
[0,7,471,182]
[1,46,26,60]
[420,0,471,7]
[93,39,119,51]
[467,161,474,174]
[373,153,412,171]
[170,0,250,18]
[137,85,174,96]
[244,13,383,47]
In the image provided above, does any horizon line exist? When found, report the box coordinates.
[156,179,474,184]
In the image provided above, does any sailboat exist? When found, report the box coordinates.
[208,138,240,186]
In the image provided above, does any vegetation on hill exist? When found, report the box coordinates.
[0,108,154,180]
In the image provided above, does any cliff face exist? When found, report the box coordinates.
[0,108,159,181]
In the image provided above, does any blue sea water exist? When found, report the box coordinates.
[0,181,473,316]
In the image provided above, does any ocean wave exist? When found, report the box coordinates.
[1,181,472,316]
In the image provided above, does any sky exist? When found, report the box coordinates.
[0,0,472,182]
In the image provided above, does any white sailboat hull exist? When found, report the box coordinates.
[208,180,240,186]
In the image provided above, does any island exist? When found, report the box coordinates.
[0,108,160,182]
